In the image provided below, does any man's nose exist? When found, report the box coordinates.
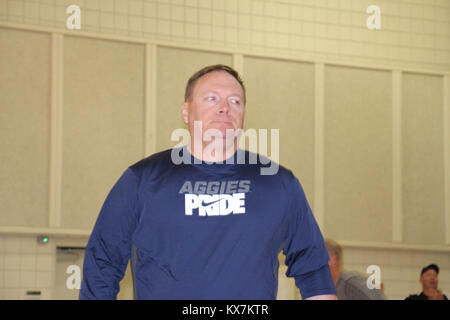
[217,99,230,114]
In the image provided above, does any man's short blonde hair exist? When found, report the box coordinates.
[184,64,246,103]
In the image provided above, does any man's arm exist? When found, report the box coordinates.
[306,294,338,300]
[283,174,337,299]
[292,264,337,299]
[79,168,140,299]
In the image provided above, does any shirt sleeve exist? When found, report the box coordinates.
[282,174,336,299]
[79,168,140,300]
[295,264,336,299]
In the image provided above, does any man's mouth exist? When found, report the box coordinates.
[211,120,232,124]
[210,121,235,128]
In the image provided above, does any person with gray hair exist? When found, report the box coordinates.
[325,238,386,300]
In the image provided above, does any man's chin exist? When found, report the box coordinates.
[211,124,235,131]
[205,126,240,135]
[202,132,240,148]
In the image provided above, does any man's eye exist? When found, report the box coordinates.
[230,98,240,104]
[207,96,216,101]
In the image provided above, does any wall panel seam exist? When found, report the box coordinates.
[444,75,450,245]
[232,53,244,76]
[48,33,64,228]
[314,63,325,231]
[392,70,403,243]
[144,43,157,157]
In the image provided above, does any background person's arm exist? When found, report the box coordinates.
[306,294,338,300]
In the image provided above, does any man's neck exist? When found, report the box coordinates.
[188,139,238,162]
[422,287,439,296]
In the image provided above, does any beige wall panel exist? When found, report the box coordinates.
[156,47,232,151]
[402,73,445,245]
[324,66,392,242]
[243,56,315,202]
[62,36,144,230]
[0,28,50,227]
[243,57,315,300]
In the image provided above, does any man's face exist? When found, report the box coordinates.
[182,70,245,141]
[420,269,438,290]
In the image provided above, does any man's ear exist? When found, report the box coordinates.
[181,102,189,124]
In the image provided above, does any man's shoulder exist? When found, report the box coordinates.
[129,148,174,174]
[405,293,427,300]
[241,150,308,198]
[244,150,293,177]
[337,270,385,300]
[339,270,366,283]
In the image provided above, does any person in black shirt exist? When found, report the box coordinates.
[405,264,448,300]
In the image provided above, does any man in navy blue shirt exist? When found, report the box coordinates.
[80,64,337,300]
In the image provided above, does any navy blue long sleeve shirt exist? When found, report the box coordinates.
[80,147,336,299]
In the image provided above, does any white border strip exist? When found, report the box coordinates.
[1,226,448,252]
[144,44,157,157]
[314,63,325,230]
[392,70,403,243]
[444,75,450,245]
[0,226,90,237]
[48,33,63,228]
[338,239,450,253]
